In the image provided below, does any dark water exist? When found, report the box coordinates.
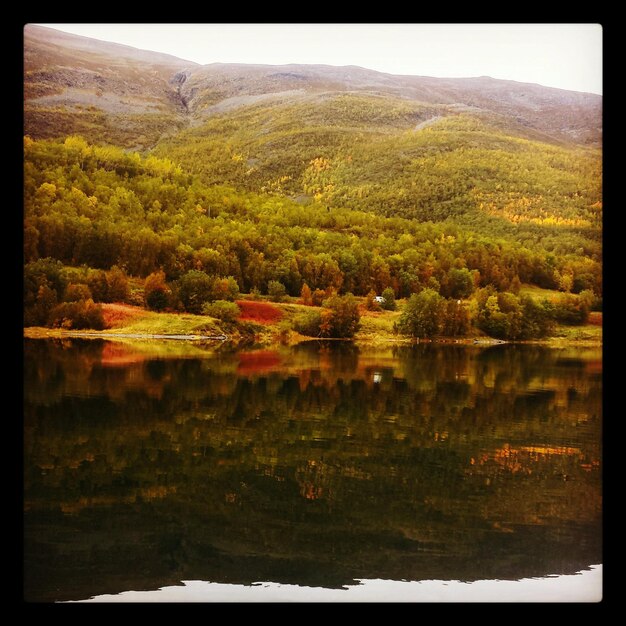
[23,339,602,602]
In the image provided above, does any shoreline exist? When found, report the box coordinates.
[22,328,228,342]
[23,326,602,348]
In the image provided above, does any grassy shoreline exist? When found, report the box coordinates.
[23,301,602,348]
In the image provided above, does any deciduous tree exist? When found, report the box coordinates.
[397,289,444,338]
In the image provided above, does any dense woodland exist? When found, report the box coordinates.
[24,133,601,339]
[155,97,602,258]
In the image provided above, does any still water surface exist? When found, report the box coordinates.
[24,339,602,602]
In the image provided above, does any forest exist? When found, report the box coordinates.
[23,133,601,339]
[154,97,602,257]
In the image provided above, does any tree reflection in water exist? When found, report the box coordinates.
[24,339,601,602]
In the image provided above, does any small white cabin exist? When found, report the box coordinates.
[373,296,386,304]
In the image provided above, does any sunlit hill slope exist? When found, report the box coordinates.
[24,25,602,307]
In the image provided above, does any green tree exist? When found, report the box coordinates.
[552,293,590,325]
[106,265,129,302]
[445,268,474,299]
[177,270,215,313]
[321,293,361,338]
[397,289,444,338]
[48,299,105,330]
[24,258,66,325]
[519,296,554,339]
[473,290,528,339]
[578,289,595,312]
[64,283,93,302]
[88,270,110,303]
[293,310,323,336]
[497,292,523,339]
[381,287,397,311]
[146,289,169,312]
[268,280,287,302]
[24,258,66,303]
[476,294,511,339]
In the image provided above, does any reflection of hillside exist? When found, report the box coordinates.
[24,339,601,601]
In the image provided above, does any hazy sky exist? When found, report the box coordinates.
[42,24,602,95]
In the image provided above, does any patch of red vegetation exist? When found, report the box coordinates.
[237,350,282,375]
[101,303,146,328]
[236,300,283,324]
[588,311,602,326]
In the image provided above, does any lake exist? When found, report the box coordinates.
[23,339,602,602]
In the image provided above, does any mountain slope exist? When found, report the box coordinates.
[24,25,196,148]
[25,25,601,149]
[153,92,601,256]
[22,25,603,299]
[177,63,602,146]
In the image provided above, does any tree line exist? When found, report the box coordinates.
[25,254,595,340]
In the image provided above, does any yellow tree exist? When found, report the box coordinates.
[300,283,313,306]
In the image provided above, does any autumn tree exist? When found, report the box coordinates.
[106,265,130,302]
[212,276,240,302]
[441,299,470,337]
[24,223,39,262]
[320,293,361,338]
[312,289,326,307]
[300,283,313,306]
[365,289,381,311]
[144,270,170,312]
[22,136,602,333]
